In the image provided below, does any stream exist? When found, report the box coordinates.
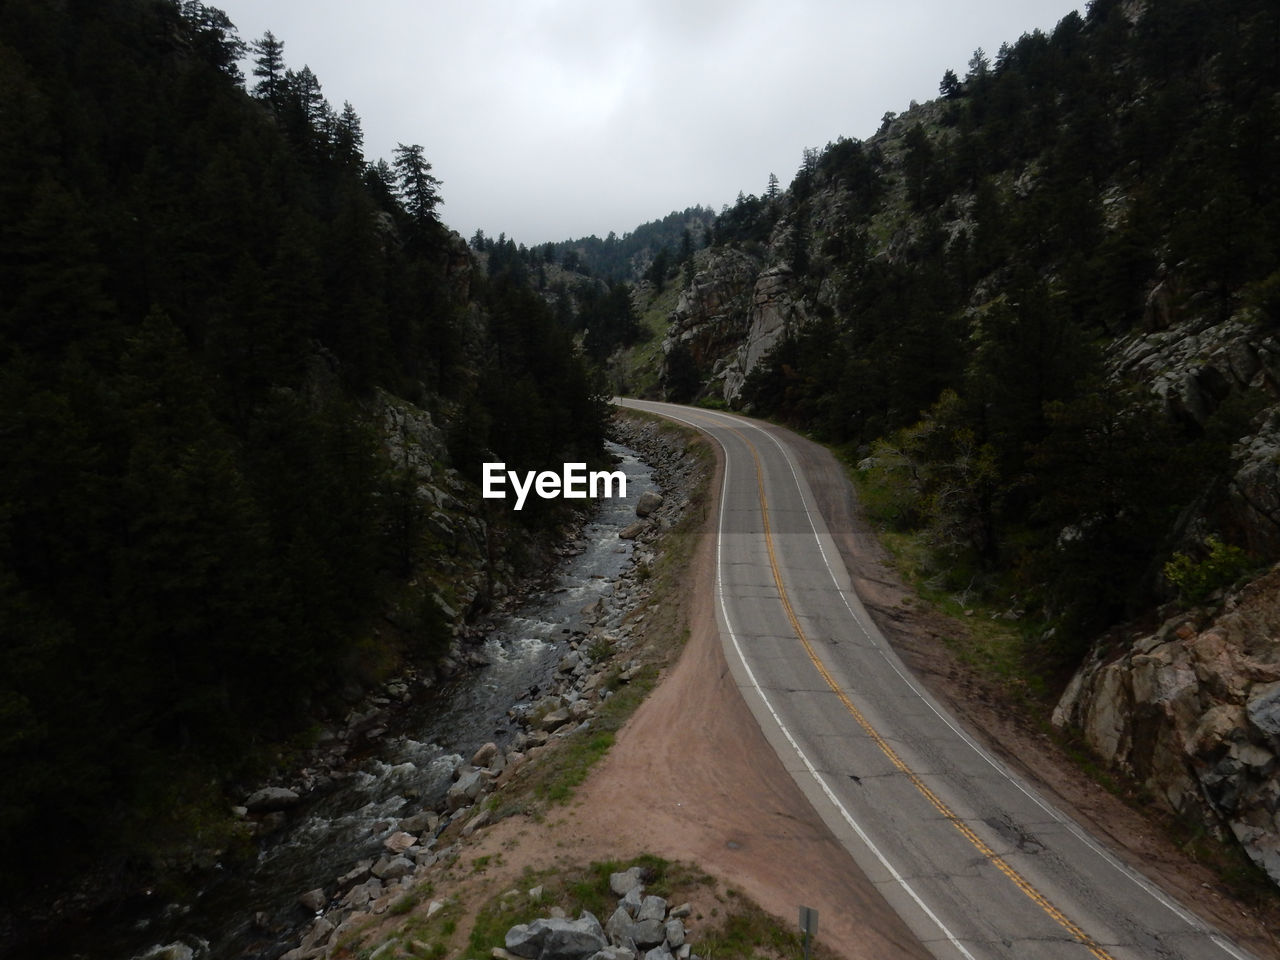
[33,442,653,960]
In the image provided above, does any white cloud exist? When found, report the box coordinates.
[221,0,1081,244]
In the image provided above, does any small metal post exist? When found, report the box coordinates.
[799,906,818,960]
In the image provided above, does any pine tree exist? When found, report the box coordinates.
[940,68,962,98]
[334,101,364,168]
[250,30,286,105]
[392,143,443,230]
[766,172,781,202]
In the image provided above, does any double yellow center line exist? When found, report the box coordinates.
[731,423,1115,960]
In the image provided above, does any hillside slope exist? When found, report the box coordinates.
[639,0,1280,885]
[0,0,609,899]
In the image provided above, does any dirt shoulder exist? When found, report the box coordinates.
[453,435,929,959]
[782,429,1280,960]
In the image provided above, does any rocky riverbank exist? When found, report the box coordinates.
[133,411,713,960]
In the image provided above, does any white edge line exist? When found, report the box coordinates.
[726,409,1257,960]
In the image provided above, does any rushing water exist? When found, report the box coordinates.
[32,443,653,960]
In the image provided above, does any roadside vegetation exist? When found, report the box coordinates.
[331,853,836,960]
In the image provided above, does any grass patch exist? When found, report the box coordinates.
[464,854,813,960]
[871,523,1043,697]
[608,280,685,397]
[699,891,838,960]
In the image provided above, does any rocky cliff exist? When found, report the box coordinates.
[642,3,1280,887]
[1109,307,1280,558]
[1053,568,1280,885]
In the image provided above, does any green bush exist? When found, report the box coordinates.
[1163,536,1253,605]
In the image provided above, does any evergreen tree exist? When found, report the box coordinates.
[250,30,286,104]
[392,142,443,231]
[333,101,365,168]
[940,68,961,98]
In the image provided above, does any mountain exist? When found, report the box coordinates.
[0,0,608,895]
[634,0,1280,883]
[650,0,1280,643]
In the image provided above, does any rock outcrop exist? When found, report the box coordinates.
[659,245,811,405]
[1108,310,1280,557]
[502,868,699,960]
[661,248,759,397]
[1053,565,1280,884]
[720,263,809,401]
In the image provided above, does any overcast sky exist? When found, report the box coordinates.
[217,0,1082,246]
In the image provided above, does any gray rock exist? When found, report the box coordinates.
[628,918,665,949]
[505,921,543,956]
[1247,681,1280,739]
[297,887,327,912]
[619,521,648,541]
[506,913,608,960]
[335,859,373,890]
[371,855,414,882]
[462,809,492,836]
[398,810,439,835]
[605,905,633,943]
[538,707,571,732]
[383,831,417,854]
[589,949,637,960]
[620,885,644,918]
[293,916,335,957]
[342,878,382,909]
[447,768,486,811]
[635,491,664,517]
[663,919,685,949]
[610,868,644,899]
[636,896,667,923]
[643,946,675,960]
[472,741,500,767]
[244,786,302,813]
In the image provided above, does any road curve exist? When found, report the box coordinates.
[618,398,1259,960]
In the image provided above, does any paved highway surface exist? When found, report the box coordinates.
[619,399,1259,960]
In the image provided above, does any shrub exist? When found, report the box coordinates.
[1163,536,1253,605]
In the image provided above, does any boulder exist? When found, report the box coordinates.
[1247,681,1280,740]
[620,885,644,918]
[636,895,667,923]
[506,914,607,960]
[635,491,663,518]
[588,949,637,960]
[472,741,500,767]
[383,831,417,854]
[343,878,382,909]
[447,768,487,811]
[398,810,439,835]
[604,905,633,943]
[537,708,572,732]
[664,919,685,949]
[628,917,665,949]
[244,787,302,813]
[371,855,414,881]
[297,887,327,913]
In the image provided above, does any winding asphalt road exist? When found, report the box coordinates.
[619,399,1259,960]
